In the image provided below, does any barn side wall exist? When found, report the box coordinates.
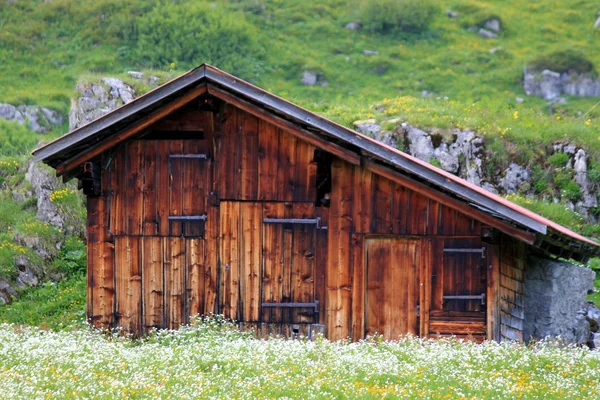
[86,97,505,340]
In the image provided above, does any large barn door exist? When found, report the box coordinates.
[219,202,320,335]
[261,203,318,325]
[365,238,420,339]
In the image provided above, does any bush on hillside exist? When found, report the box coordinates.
[134,0,264,79]
[358,0,438,34]
[529,50,596,75]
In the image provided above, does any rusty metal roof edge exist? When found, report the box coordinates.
[204,66,548,235]
[31,65,209,163]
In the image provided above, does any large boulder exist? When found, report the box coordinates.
[524,257,596,344]
[524,68,600,99]
[0,103,63,133]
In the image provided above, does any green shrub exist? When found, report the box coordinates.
[529,50,596,75]
[50,235,86,276]
[553,170,581,201]
[547,152,569,168]
[531,164,550,195]
[134,0,264,79]
[357,0,438,34]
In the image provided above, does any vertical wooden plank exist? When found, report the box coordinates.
[257,120,278,201]
[281,221,293,322]
[156,141,170,236]
[109,144,127,235]
[204,204,219,315]
[241,202,262,322]
[407,241,419,336]
[426,200,439,236]
[115,237,142,335]
[276,128,297,201]
[99,164,115,329]
[126,141,144,235]
[392,182,408,235]
[431,239,444,310]
[353,167,373,234]
[86,197,99,326]
[215,104,240,199]
[142,141,158,236]
[143,237,163,330]
[350,233,364,341]
[487,243,500,341]
[326,159,354,341]
[419,238,431,337]
[219,202,241,320]
[165,237,185,329]
[372,175,392,234]
[407,191,428,235]
[186,238,205,320]
[169,140,184,236]
[240,112,259,200]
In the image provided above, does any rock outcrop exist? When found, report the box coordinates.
[0,103,63,133]
[523,68,600,99]
[301,71,328,87]
[69,77,136,130]
[24,162,65,230]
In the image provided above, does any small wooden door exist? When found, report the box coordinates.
[428,238,487,340]
[365,238,420,339]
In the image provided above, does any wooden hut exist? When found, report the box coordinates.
[33,65,600,342]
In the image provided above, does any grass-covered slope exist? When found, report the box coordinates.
[1,0,599,151]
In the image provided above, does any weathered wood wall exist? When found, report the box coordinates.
[498,235,526,342]
[86,98,517,341]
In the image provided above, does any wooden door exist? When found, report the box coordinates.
[428,239,487,340]
[219,202,318,326]
[262,203,317,324]
[365,238,420,339]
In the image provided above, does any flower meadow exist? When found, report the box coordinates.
[0,318,599,399]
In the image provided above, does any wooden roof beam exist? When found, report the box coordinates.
[206,84,361,166]
[55,84,208,176]
[363,159,537,245]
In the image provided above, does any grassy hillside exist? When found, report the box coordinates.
[1,0,599,152]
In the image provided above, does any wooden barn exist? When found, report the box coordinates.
[33,65,600,342]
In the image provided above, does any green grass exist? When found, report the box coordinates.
[1,0,600,157]
[0,320,599,399]
[0,274,86,330]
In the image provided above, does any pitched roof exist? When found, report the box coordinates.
[32,64,600,260]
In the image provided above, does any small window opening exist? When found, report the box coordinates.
[314,149,332,207]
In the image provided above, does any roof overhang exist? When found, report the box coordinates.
[32,64,600,260]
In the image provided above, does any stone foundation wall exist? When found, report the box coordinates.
[524,256,595,344]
